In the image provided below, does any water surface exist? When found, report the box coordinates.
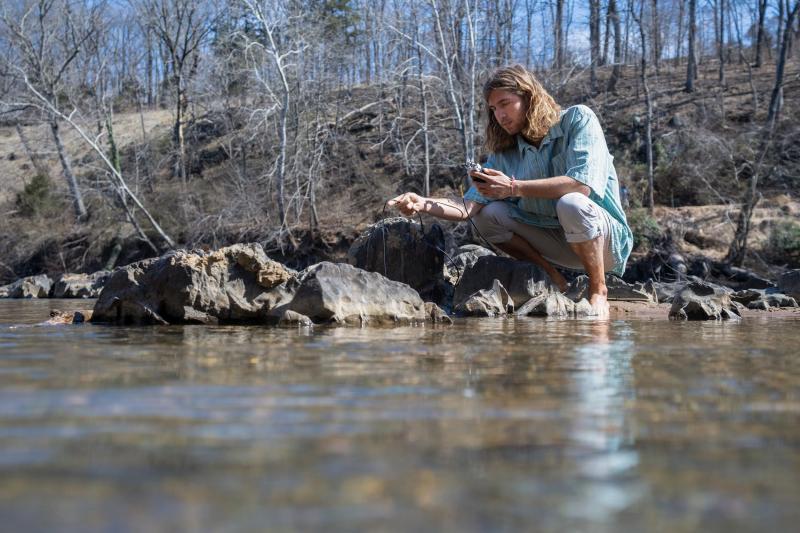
[1,299,799,532]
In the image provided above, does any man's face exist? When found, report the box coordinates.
[488,89,527,135]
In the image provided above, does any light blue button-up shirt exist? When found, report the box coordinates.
[464,104,633,276]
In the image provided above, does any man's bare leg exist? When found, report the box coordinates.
[495,233,568,292]
[568,236,609,317]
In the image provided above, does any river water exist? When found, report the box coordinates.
[1,299,799,532]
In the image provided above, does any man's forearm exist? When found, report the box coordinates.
[421,198,473,221]
[515,176,590,199]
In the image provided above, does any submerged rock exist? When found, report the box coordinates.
[0,275,53,298]
[52,271,110,298]
[277,261,428,325]
[348,217,446,303]
[454,279,513,317]
[669,282,741,320]
[92,243,295,325]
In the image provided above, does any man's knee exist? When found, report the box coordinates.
[556,192,604,243]
[472,201,514,243]
[556,192,593,221]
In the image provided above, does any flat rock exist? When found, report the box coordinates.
[348,217,446,302]
[277,262,428,325]
[52,271,110,298]
[454,279,513,317]
[454,256,555,308]
[0,274,53,298]
[92,243,295,325]
[516,292,595,318]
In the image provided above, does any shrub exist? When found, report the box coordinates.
[627,208,663,253]
[767,220,800,267]
[15,174,59,218]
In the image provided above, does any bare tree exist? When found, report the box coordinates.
[685,0,697,92]
[590,0,601,93]
[631,0,655,214]
[133,0,216,186]
[0,0,102,220]
[607,0,623,93]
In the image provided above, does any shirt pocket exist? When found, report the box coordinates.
[550,153,567,176]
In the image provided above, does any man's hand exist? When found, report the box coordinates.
[387,192,426,216]
[472,168,514,199]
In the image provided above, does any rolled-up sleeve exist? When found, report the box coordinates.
[463,155,495,204]
[564,106,610,199]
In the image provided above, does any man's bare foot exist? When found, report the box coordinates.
[588,292,610,318]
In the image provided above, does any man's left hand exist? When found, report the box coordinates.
[472,168,514,199]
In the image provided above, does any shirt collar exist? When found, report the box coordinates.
[516,115,565,155]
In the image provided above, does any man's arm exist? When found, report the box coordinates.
[470,168,590,200]
[387,192,485,221]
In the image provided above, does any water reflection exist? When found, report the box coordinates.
[0,300,800,531]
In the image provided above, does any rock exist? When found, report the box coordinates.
[446,245,495,281]
[277,262,428,325]
[742,292,798,310]
[425,302,453,324]
[779,270,800,300]
[669,282,741,320]
[278,310,313,327]
[0,274,53,298]
[45,309,93,324]
[454,279,514,317]
[566,274,657,302]
[348,217,446,302]
[517,291,572,317]
[453,256,554,308]
[711,263,776,290]
[92,243,295,325]
[52,271,110,298]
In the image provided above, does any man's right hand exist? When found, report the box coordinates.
[387,192,426,216]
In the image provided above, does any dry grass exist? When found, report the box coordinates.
[0,109,173,204]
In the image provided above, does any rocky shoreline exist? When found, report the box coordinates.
[3,218,799,325]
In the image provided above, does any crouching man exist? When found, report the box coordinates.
[388,64,633,317]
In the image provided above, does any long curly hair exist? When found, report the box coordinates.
[483,65,562,153]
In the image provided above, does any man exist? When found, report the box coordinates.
[388,64,633,317]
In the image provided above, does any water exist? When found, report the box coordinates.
[1,299,799,532]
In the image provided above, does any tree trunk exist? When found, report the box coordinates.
[554,0,564,70]
[49,119,88,221]
[755,0,768,67]
[685,0,697,92]
[590,0,601,93]
[633,1,655,214]
[607,0,622,93]
[717,0,726,85]
[15,122,49,178]
[651,0,661,75]
[727,0,799,266]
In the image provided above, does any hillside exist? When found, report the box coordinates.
[0,56,798,284]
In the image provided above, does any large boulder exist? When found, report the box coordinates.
[52,271,110,298]
[453,256,555,308]
[668,281,741,320]
[453,279,514,317]
[276,262,428,325]
[0,274,53,298]
[779,270,800,300]
[348,217,446,302]
[92,244,295,325]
